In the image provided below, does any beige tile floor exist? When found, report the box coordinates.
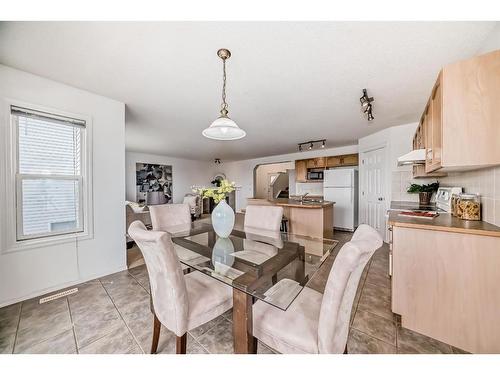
[0,231,466,354]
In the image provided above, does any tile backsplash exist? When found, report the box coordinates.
[392,166,500,226]
[296,182,323,196]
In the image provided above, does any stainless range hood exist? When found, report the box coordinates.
[397,149,426,166]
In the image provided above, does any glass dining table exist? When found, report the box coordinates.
[167,221,338,354]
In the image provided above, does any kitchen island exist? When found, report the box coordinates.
[247,198,335,239]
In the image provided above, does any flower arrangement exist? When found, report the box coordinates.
[194,179,235,204]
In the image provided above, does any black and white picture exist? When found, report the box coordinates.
[136,163,173,205]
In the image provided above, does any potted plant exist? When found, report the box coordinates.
[195,180,236,238]
[407,182,439,205]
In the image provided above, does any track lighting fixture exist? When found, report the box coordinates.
[297,139,326,152]
[360,88,375,121]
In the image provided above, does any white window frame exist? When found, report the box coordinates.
[2,99,93,252]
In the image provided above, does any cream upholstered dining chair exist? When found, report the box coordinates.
[128,221,233,354]
[241,206,284,272]
[244,205,284,233]
[149,203,191,231]
[252,224,383,354]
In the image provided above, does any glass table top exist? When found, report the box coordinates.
[170,222,338,310]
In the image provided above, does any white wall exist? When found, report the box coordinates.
[477,23,500,54]
[126,152,215,204]
[0,65,126,307]
[223,145,359,211]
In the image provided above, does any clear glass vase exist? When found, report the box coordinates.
[211,200,235,238]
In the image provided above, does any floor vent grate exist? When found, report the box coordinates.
[39,288,78,304]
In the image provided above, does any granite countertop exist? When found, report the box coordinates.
[270,198,335,209]
[388,202,500,237]
[389,201,442,212]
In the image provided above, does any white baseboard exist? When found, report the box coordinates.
[0,263,127,309]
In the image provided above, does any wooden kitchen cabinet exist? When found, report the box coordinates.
[415,50,500,172]
[296,154,359,182]
[341,154,359,166]
[391,225,500,353]
[326,154,358,167]
[326,156,341,167]
[295,159,307,182]
[425,74,443,173]
[306,157,326,169]
[412,107,447,178]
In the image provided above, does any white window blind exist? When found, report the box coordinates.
[12,106,86,241]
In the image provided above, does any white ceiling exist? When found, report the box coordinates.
[0,22,496,161]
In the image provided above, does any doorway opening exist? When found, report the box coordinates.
[253,161,294,200]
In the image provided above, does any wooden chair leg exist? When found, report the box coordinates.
[176,333,187,354]
[252,336,258,354]
[151,314,161,354]
[344,344,348,354]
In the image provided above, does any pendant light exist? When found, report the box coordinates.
[202,49,246,140]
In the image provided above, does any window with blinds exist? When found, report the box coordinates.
[12,106,86,241]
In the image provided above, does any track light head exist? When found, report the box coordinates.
[360,89,375,121]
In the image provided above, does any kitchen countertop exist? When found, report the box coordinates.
[269,198,335,209]
[389,201,443,212]
[388,206,500,238]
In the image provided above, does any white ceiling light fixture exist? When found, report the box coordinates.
[202,49,246,141]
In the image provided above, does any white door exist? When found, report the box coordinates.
[360,147,386,238]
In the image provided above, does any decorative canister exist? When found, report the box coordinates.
[457,193,481,221]
[451,193,460,217]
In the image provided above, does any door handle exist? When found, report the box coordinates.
[378,197,384,201]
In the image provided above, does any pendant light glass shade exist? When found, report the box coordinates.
[202,115,246,140]
[203,48,246,141]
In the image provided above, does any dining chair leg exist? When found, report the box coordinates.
[344,344,348,354]
[151,314,161,354]
[176,333,187,354]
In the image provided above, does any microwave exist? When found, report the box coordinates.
[307,170,324,180]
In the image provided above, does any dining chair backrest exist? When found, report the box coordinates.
[244,205,284,233]
[149,203,191,232]
[317,224,383,353]
[128,220,189,336]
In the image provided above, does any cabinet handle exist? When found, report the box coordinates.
[389,252,393,277]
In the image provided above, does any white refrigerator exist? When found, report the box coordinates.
[323,168,358,232]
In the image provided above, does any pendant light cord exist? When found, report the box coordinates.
[221,58,228,112]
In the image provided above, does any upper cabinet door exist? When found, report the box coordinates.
[306,157,326,169]
[430,76,443,171]
[295,160,307,182]
[423,106,433,171]
[441,50,500,168]
[425,75,443,173]
[326,156,341,167]
[342,154,359,166]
